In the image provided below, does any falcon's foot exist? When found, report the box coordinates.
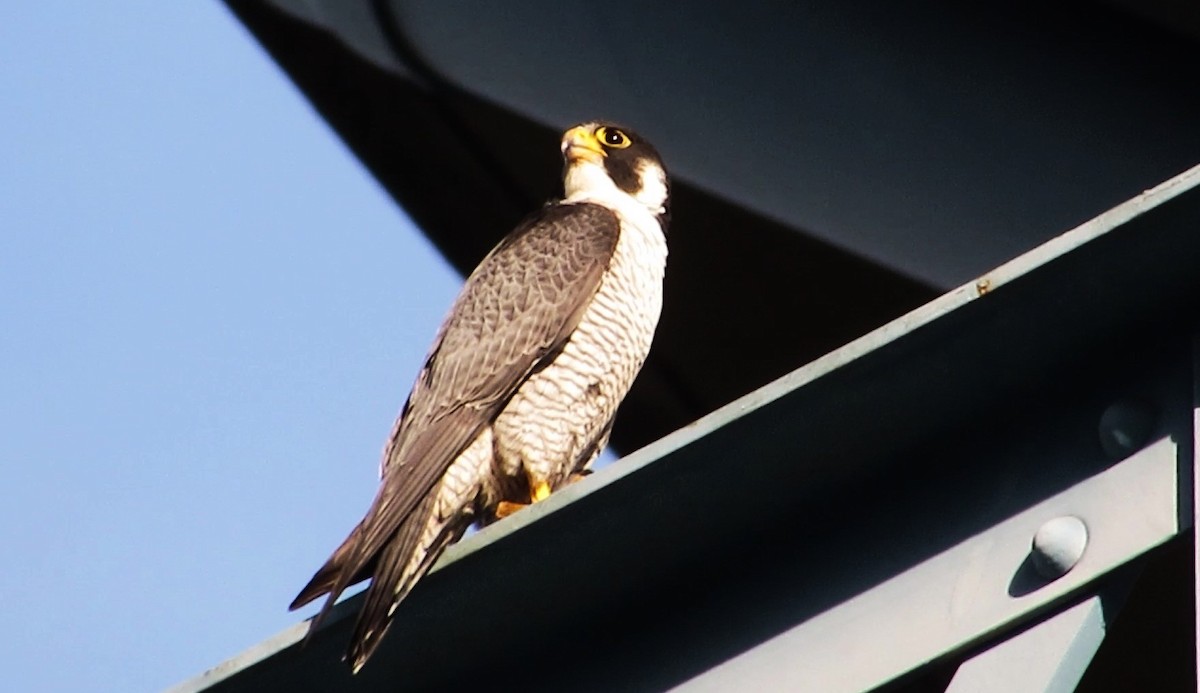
[494,480,552,520]
[493,501,525,520]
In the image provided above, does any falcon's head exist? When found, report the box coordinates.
[561,122,670,227]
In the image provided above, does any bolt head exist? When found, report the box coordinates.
[1098,400,1155,459]
[1031,515,1088,580]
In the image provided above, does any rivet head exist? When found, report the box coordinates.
[1031,516,1088,580]
[1098,400,1155,459]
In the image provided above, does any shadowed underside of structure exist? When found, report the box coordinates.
[175,1,1200,690]
[223,0,953,453]
[170,156,1200,693]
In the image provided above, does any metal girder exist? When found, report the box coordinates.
[945,589,1118,693]
[168,164,1200,692]
[672,439,1182,693]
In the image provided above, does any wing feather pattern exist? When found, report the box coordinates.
[292,202,621,664]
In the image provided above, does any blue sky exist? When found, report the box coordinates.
[0,4,471,690]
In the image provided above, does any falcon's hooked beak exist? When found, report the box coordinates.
[561,126,605,166]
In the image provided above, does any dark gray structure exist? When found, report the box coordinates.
[172,2,1199,690]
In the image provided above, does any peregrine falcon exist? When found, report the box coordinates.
[289,122,671,672]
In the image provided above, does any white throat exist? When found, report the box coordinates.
[564,160,668,218]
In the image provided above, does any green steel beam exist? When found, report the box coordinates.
[673,438,1182,692]
[945,585,1130,693]
[169,164,1200,692]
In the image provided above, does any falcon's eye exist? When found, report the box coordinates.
[597,127,631,149]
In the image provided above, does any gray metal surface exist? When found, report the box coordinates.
[673,439,1181,692]
[945,595,1110,693]
[263,0,1200,287]
[169,165,1200,692]
[263,0,404,73]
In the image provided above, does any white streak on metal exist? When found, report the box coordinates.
[1192,330,1200,676]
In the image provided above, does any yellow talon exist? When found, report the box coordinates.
[494,501,523,519]
[493,480,552,522]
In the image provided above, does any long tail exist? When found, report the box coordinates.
[345,496,468,673]
[289,521,369,612]
[289,495,469,672]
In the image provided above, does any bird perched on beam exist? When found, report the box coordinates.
[289,122,671,672]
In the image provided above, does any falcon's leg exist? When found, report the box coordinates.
[491,416,613,521]
[492,467,602,519]
[494,478,551,520]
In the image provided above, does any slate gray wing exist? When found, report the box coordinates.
[304,202,621,625]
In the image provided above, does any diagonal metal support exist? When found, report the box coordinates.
[672,440,1181,693]
[168,164,1200,693]
[944,580,1130,693]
